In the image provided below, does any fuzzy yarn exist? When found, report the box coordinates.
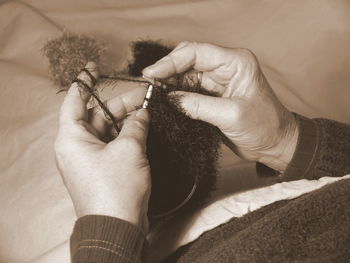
[42,32,110,87]
[128,40,172,77]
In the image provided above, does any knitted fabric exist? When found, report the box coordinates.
[167,178,350,263]
[307,118,350,179]
[282,115,350,181]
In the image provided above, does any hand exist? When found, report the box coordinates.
[54,62,150,232]
[143,42,298,172]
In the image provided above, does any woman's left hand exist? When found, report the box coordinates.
[54,62,151,233]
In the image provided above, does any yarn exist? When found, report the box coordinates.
[128,40,172,77]
[42,32,111,87]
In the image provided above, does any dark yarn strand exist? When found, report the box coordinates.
[100,75,150,84]
[81,68,97,86]
[72,77,120,134]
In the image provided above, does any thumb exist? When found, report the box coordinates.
[117,109,150,145]
[170,91,238,129]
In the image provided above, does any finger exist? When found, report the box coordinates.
[169,91,239,130]
[59,62,99,125]
[88,87,146,136]
[116,109,137,129]
[201,72,226,95]
[172,41,189,51]
[117,109,150,145]
[142,42,234,79]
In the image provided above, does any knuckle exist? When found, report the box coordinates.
[238,47,254,57]
[189,96,201,119]
[176,41,199,51]
[231,100,247,122]
[178,41,189,48]
[238,48,258,64]
[187,41,200,49]
[132,118,147,132]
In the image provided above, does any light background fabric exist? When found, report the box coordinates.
[0,0,349,262]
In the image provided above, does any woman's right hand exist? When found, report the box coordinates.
[143,42,298,172]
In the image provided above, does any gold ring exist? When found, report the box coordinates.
[197,71,203,85]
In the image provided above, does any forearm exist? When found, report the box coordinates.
[71,215,146,263]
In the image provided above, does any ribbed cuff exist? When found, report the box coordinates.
[281,114,319,181]
[71,215,145,263]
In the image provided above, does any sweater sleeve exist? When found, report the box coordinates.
[279,114,350,181]
[70,215,146,263]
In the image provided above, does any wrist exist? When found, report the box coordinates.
[258,112,299,172]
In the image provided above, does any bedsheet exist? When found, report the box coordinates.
[0,0,350,262]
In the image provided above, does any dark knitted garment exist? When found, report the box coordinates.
[306,118,350,179]
[128,41,222,219]
[166,179,350,263]
[281,115,350,182]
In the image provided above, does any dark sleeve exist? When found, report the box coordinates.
[70,215,146,263]
[281,114,350,181]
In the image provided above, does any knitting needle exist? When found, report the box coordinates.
[142,84,154,109]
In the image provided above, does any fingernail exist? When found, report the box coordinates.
[142,59,168,77]
[136,108,148,118]
[142,65,156,78]
[85,61,97,70]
